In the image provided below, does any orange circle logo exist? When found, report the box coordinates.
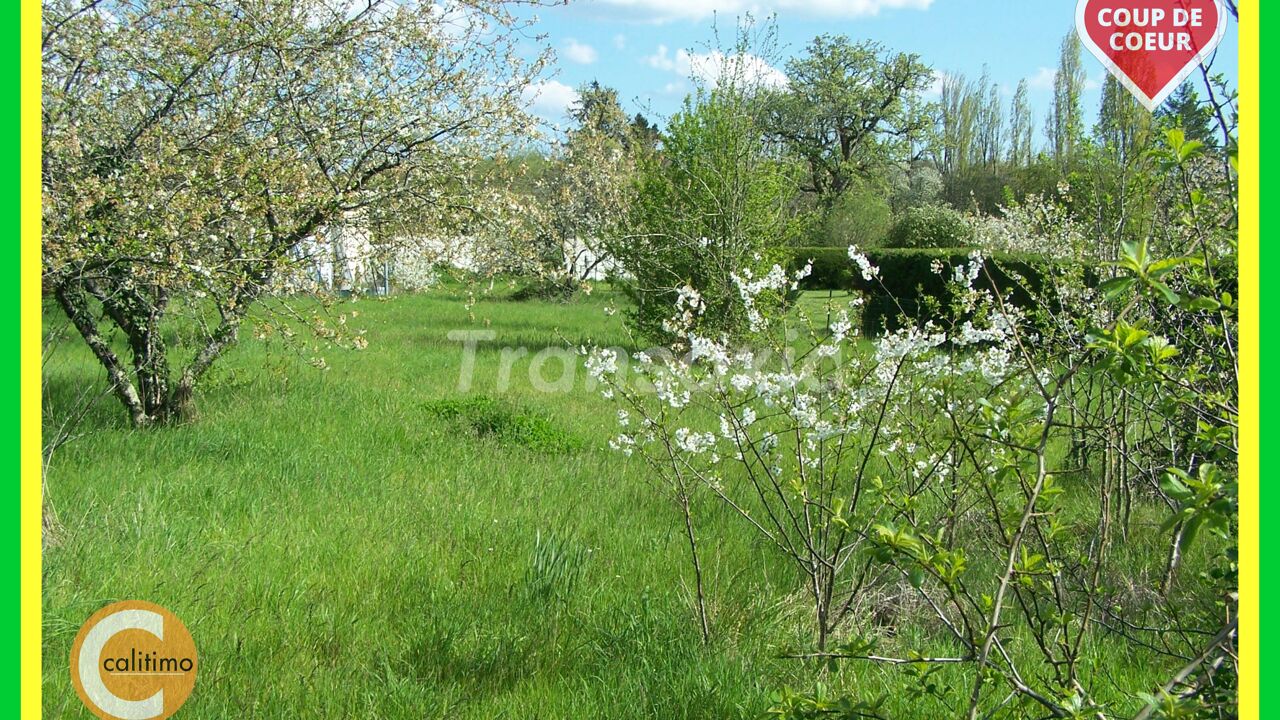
[69,600,198,720]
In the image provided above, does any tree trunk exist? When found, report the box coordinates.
[54,284,151,427]
[126,312,173,423]
[54,279,242,427]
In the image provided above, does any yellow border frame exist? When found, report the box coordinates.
[1236,0,1259,717]
[17,1,1260,717]
[21,0,42,716]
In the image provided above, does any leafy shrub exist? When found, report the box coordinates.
[789,246,1076,335]
[612,86,801,342]
[591,129,1239,718]
[789,246,855,291]
[888,162,943,212]
[885,204,974,249]
[863,249,1088,334]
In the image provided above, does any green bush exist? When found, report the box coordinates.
[423,396,580,453]
[790,246,854,291]
[789,246,1075,335]
[817,182,893,248]
[885,205,974,249]
[612,87,800,342]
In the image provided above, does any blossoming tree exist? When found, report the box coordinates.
[43,0,553,425]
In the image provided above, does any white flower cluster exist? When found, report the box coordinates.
[585,348,619,381]
[663,284,706,335]
[731,264,792,332]
[848,245,880,282]
[674,427,717,454]
[688,334,732,374]
[654,376,691,409]
[952,253,983,287]
[966,193,1086,261]
[609,433,635,456]
[815,310,855,358]
[875,325,947,363]
[589,244,1045,539]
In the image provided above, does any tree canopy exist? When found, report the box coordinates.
[43,0,551,425]
[764,35,933,204]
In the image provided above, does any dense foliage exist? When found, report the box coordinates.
[789,246,1074,334]
[590,129,1238,719]
[609,40,802,343]
[884,205,975,250]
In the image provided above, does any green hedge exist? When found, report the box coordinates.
[790,246,856,290]
[789,247,1076,335]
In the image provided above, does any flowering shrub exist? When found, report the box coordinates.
[610,49,803,343]
[587,129,1237,718]
[884,204,973,249]
[588,248,1044,654]
[965,187,1089,260]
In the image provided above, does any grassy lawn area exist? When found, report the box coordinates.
[42,286,815,718]
[41,286,1190,718]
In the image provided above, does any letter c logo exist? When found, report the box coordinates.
[70,601,197,720]
[78,609,165,719]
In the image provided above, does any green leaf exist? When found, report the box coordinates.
[1160,473,1193,503]
[1098,276,1136,300]
[1178,139,1206,163]
[1148,280,1181,306]
[1146,256,1188,278]
[1181,514,1206,551]
[1182,296,1221,312]
[908,567,926,589]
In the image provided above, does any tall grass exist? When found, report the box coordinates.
[41,285,1179,718]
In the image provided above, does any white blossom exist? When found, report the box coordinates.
[848,245,880,282]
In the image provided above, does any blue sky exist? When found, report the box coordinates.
[517,0,1239,149]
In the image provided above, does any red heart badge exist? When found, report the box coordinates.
[1075,0,1227,110]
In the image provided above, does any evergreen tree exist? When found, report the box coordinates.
[570,81,631,144]
[1157,81,1219,148]
[629,113,662,151]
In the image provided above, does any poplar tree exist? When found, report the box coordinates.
[1045,31,1087,168]
[1007,80,1035,167]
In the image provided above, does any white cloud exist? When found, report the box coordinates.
[521,80,580,119]
[646,45,787,89]
[922,70,949,99]
[614,34,627,50]
[564,39,598,65]
[690,50,788,89]
[1027,67,1057,91]
[645,44,683,72]
[598,0,931,22]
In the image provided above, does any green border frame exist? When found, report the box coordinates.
[12,0,1265,715]
[11,0,24,712]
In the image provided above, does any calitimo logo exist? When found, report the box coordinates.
[69,601,198,720]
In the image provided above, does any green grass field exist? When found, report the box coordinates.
[41,286,1193,718]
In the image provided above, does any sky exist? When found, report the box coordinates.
[516,0,1240,149]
